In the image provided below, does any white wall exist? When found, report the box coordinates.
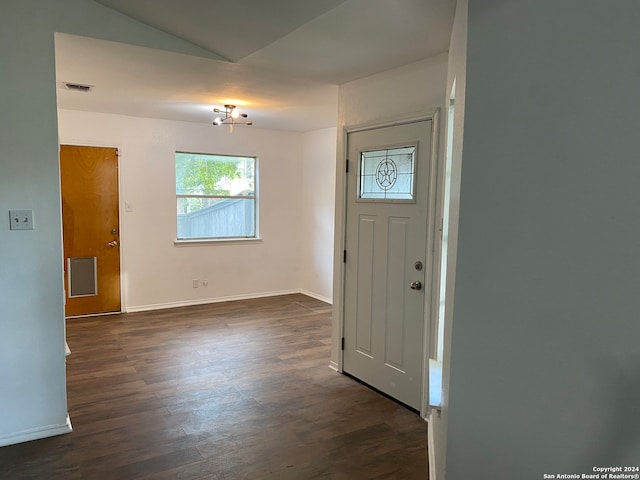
[446,1,640,477]
[60,110,338,311]
[0,0,227,447]
[338,54,448,128]
[429,2,467,479]
[300,128,338,303]
[58,110,309,310]
[331,54,448,368]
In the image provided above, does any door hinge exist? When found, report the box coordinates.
[345,159,349,173]
[341,337,345,350]
[343,250,347,263]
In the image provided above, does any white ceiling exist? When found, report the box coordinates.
[55,0,455,132]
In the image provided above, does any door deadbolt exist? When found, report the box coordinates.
[410,281,422,290]
[414,261,423,271]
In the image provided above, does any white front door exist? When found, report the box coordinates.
[343,120,433,410]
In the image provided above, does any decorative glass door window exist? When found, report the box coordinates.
[358,145,416,201]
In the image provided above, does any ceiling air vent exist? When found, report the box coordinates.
[63,82,94,92]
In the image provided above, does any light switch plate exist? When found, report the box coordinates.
[9,210,34,230]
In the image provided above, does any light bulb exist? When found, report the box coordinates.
[213,117,222,125]
[231,107,240,119]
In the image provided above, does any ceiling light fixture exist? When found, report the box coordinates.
[213,104,252,126]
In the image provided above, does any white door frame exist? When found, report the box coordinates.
[332,109,441,418]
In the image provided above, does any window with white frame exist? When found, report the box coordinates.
[176,152,257,240]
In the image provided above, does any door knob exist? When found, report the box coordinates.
[107,240,118,247]
[410,281,422,290]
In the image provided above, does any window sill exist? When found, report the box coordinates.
[174,237,263,247]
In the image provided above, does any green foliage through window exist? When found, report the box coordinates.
[176,152,256,240]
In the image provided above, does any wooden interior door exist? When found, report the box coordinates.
[60,145,121,317]
[343,120,432,411]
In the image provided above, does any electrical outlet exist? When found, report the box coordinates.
[192,279,199,288]
[9,210,34,230]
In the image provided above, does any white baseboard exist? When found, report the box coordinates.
[126,289,312,313]
[329,361,339,372]
[0,415,72,447]
[299,290,333,305]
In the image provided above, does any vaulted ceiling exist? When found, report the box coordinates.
[55,0,456,131]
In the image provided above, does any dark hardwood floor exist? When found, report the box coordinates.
[0,294,428,479]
